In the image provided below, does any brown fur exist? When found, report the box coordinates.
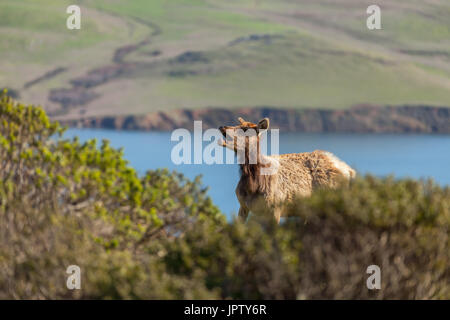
[219,117,356,223]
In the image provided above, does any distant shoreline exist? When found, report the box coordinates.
[59,104,450,134]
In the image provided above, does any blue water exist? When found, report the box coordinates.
[65,129,450,219]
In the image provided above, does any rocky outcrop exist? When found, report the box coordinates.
[61,104,450,134]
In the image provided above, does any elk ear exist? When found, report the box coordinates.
[238,117,245,124]
[257,118,270,131]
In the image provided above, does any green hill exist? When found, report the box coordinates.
[1,0,449,119]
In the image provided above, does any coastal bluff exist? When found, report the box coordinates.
[61,104,450,134]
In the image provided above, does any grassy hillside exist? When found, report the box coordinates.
[0,0,449,119]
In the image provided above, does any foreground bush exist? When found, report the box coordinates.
[0,92,222,299]
[0,92,448,299]
[163,177,449,299]
[285,176,449,299]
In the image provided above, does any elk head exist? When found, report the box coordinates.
[218,117,270,164]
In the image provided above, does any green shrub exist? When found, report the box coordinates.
[0,91,448,299]
[162,177,449,299]
[0,91,222,299]
[285,176,449,299]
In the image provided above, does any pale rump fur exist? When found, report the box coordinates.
[219,117,356,223]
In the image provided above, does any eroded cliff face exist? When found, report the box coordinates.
[61,104,450,133]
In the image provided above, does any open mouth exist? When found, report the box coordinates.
[219,127,233,141]
[218,127,234,147]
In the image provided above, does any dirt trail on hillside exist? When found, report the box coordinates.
[48,10,162,114]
